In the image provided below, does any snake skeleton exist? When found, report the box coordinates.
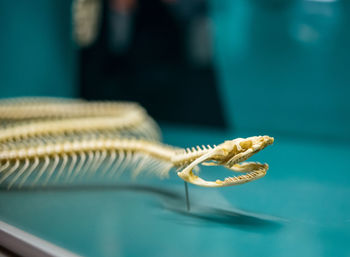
[0,97,274,189]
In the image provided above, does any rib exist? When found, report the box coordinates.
[0,97,274,189]
[0,136,273,188]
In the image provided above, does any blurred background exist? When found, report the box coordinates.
[1,0,350,257]
[1,0,349,140]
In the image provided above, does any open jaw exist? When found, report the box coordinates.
[177,136,274,187]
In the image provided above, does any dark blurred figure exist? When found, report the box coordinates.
[80,0,227,128]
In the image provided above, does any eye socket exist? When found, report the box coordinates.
[239,140,252,150]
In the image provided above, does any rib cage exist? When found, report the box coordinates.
[0,97,161,142]
[0,146,175,189]
[0,97,170,188]
[0,97,273,189]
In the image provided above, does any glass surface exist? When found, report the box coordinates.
[1,125,349,257]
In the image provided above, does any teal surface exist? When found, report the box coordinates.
[1,125,350,257]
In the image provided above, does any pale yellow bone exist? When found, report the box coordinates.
[0,97,274,189]
[176,136,273,187]
[0,136,273,188]
[0,97,161,142]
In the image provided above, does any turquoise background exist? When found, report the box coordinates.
[0,0,77,98]
[0,0,350,256]
[210,0,350,139]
